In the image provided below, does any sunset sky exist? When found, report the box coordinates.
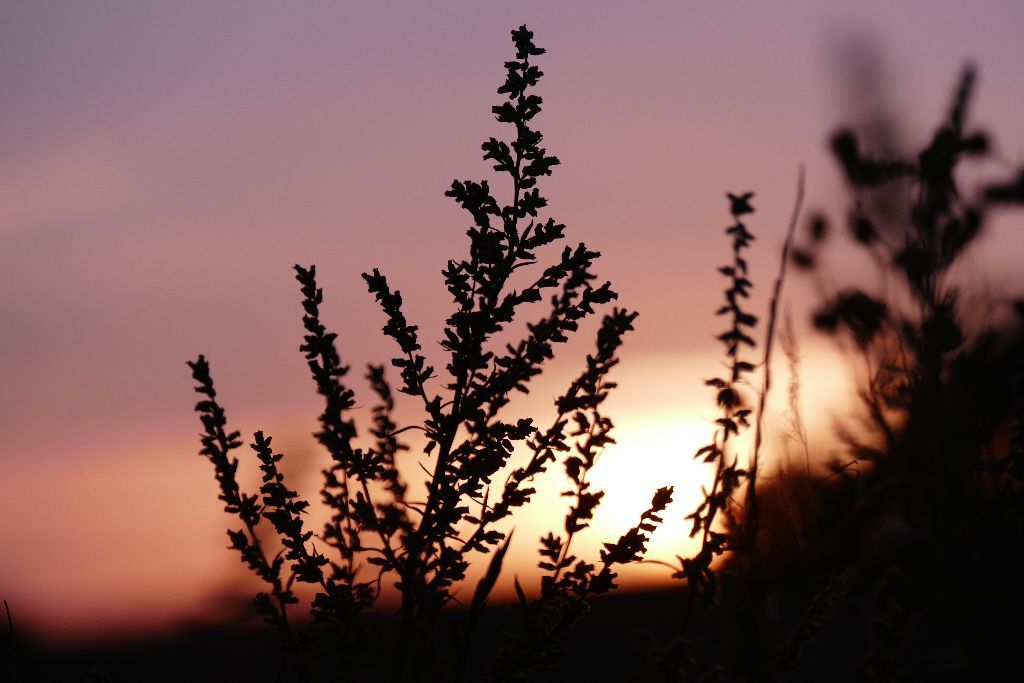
[3,1,1024,642]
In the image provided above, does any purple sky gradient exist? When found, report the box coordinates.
[3,1,1024,640]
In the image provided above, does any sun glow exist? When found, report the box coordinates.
[585,414,717,581]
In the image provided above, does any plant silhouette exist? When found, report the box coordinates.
[189,26,670,682]
[686,64,1024,681]
[178,25,1024,683]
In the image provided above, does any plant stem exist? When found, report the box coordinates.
[745,165,806,552]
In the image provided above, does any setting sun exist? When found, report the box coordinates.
[588,415,716,581]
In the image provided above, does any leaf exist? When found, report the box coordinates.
[513,575,529,609]
[471,530,514,614]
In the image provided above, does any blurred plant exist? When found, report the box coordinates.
[730,64,1024,681]
[798,66,1007,459]
[189,25,668,682]
[652,65,1024,682]
[786,64,1024,503]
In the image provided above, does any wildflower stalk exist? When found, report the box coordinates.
[674,192,759,635]
[187,357,312,680]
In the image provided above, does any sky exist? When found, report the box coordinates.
[3,1,1024,642]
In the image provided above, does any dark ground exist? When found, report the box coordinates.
[6,581,1023,682]
[11,587,683,682]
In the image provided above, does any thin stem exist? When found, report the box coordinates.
[239,509,311,681]
[359,477,404,578]
[746,165,806,551]
[551,396,606,587]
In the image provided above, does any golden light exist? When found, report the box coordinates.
[585,412,717,585]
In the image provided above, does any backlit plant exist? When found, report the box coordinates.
[189,26,669,682]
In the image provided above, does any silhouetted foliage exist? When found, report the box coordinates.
[674,193,760,613]
[189,26,668,682]
[176,26,1024,683]
[712,64,1024,681]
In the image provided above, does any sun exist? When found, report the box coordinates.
[584,413,719,584]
